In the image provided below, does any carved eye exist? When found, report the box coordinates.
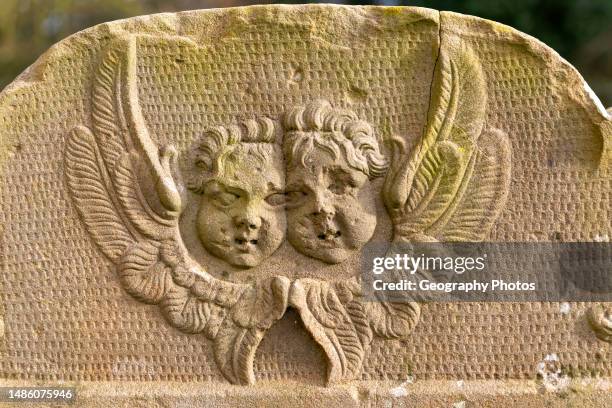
[204,182,241,207]
[328,170,358,195]
[328,181,349,195]
[215,191,240,207]
[265,192,286,207]
[284,190,308,207]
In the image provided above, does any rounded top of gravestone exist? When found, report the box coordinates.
[0,5,610,387]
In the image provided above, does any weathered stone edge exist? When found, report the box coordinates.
[1,379,611,408]
[441,10,611,170]
[0,4,609,173]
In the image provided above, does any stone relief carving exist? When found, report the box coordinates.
[65,36,289,385]
[187,118,287,268]
[282,100,386,264]
[64,30,511,385]
[383,34,511,245]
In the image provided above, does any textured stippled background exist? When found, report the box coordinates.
[0,6,610,384]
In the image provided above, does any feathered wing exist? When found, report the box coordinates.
[322,33,513,383]
[292,276,420,385]
[289,38,504,386]
[64,34,289,385]
[290,278,373,384]
[383,32,511,243]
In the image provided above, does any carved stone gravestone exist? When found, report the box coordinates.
[0,5,610,407]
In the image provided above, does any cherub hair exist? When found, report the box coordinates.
[282,99,388,178]
[187,117,279,193]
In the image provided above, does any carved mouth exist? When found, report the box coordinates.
[233,238,259,252]
[317,230,342,240]
[209,241,231,251]
[312,231,343,249]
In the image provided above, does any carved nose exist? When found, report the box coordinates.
[312,194,335,219]
[312,211,334,228]
[233,215,261,231]
[311,196,340,240]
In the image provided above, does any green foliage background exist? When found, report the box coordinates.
[0,0,610,105]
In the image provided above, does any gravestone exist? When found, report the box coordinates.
[0,5,610,407]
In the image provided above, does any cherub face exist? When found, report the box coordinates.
[285,150,377,264]
[197,144,286,268]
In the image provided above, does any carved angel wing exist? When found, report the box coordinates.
[291,276,420,385]
[383,33,511,243]
[64,35,289,385]
[290,279,372,384]
[297,33,513,385]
